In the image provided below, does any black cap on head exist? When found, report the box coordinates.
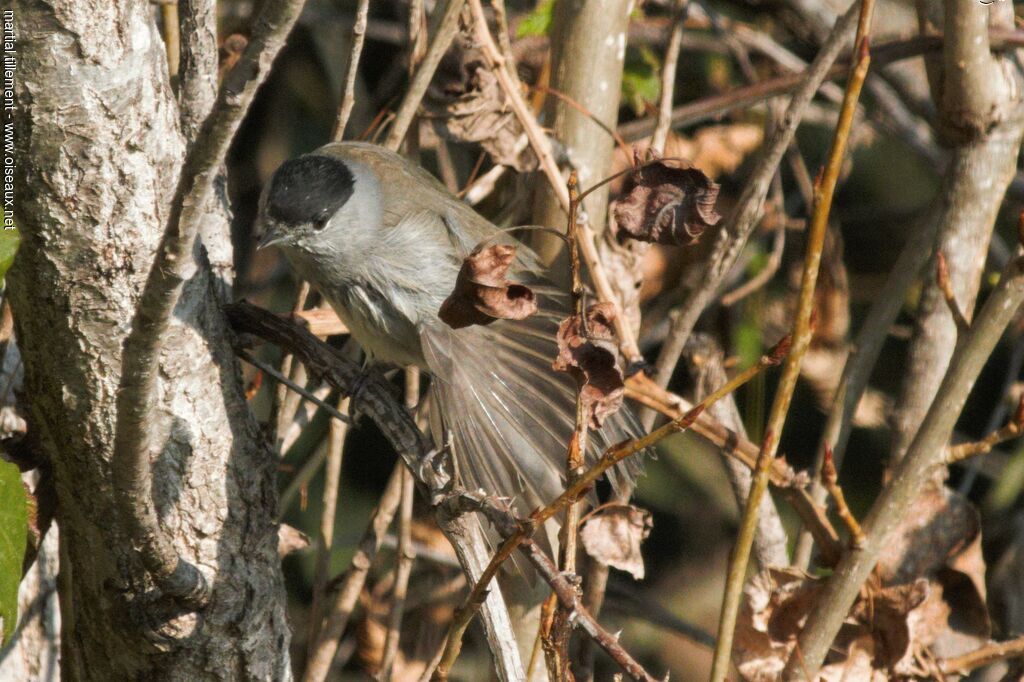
[266,155,355,226]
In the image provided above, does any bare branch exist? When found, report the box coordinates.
[651,0,686,155]
[305,397,350,663]
[939,634,1024,676]
[111,0,307,609]
[820,446,864,547]
[936,251,970,334]
[303,464,404,682]
[710,4,876,678]
[331,0,370,141]
[784,255,1024,679]
[384,0,466,151]
[947,395,1024,463]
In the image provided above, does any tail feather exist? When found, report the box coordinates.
[421,295,645,517]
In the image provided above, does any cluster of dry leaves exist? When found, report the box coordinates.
[736,484,992,680]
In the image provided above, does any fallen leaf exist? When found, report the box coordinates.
[552,303,625,428]
[611,161,721,246]
[439,244,538,329]
[733,566,973,681]
[878,484,990,664]
[579,504,652,579]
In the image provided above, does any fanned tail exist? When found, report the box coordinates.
[421,290,645,573]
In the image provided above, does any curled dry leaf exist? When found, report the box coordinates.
[425,36,534,171]
[439,244,538,329]
[734,568,935,681]
[552,303,625,428]
[610,161,721,246]
[579,504,652,580]
[877,484,991,662]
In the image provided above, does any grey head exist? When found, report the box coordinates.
[256,153,359,251]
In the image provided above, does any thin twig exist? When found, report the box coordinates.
[445,491,663,682]
[111,0,307,609]
[548,173,590,678]
[272,282,312,448]
[239,350,351,425]
[303,464,405,682]
[160,2,180,81]
[279,437,328,516]
[939,634,1024,675]
[383,0,466,151]
[721,224,786,307]
[709,3,875,679]
[651,0,687,155]
[936,251,970,334]
[306,396,350,659]
[948,395,1024,463]
[332,0,370,141]
[820,446,864,547]
[624,374,843,565]
[642,2,863,431]
[430,337,790,679]
[379,371,420,681]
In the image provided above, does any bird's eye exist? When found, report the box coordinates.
[313,216,329,231]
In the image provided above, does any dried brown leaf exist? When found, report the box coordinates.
[425,38,534,171]
[579,504,652,579]
[611,161,721,246]
[439,244,538,329]
[734,565,979,681]
[552,303,625,428]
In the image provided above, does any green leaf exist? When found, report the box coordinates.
[0,459,27,644]
[621,46,661,116]
[516,0,554,38]
[0,207,19,281]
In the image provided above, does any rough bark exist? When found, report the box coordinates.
[10,1,290,679]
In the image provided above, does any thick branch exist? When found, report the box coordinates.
[111,0,307,608]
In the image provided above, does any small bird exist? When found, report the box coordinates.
[256,142,641,556]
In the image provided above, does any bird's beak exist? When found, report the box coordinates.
[256,223,285,250]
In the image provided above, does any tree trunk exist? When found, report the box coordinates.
[10,1,290,679]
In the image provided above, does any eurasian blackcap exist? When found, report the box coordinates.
[256,142,641,553]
